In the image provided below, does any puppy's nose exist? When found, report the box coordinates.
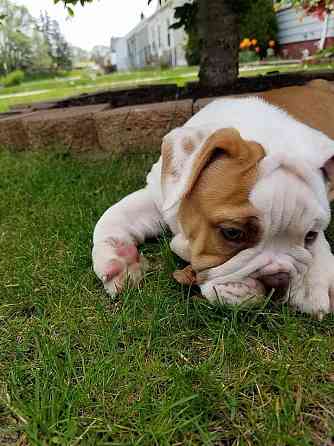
[259,272,290,292]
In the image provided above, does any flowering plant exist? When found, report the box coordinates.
[240,38,258,50]
[283,0,334,20]
[239,37,276,57]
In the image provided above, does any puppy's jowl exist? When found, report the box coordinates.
[93,82,334,318]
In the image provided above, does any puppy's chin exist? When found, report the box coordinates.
[200,277,266,306]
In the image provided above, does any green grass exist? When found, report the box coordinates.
[1,63,333,114]
[0,67,198,113]
[0,149,333,445]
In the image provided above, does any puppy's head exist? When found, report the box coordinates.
[178,128,264,271]
[165,126,334,302]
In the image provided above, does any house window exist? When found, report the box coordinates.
[167,19,171,47]
[158,25,161,48]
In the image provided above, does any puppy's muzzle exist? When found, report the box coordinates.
[259,272,290,295]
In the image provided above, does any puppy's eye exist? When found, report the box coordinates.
[305,231,318,247]
[220,227,245,242]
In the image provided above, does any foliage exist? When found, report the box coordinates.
[185,28,201,66]
[0,68,24,86]
[278,0,334,19]
[38,11,73,72]
[0,0,35,75]
[240,0,278,59]
[317,44,334,57]
[170,2,200,66]
[0,0,72,75]
[239,49,260,64]
[28,28,53,74]
[53,0,94,16]
[91,45,111,69]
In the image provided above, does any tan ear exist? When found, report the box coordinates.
[322,156,334,201]
[184,128,264,196]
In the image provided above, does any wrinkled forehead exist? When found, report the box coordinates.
[250,166,330,236]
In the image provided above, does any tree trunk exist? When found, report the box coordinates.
[198,0,239,88]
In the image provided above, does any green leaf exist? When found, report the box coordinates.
[67,6,75,16]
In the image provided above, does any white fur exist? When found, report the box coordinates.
[93,97,334,317]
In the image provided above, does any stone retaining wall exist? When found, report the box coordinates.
[0,100,194,153]
[1,79,333,154]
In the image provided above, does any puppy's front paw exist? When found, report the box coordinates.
[93,241,148,296]
[290,282,332,320]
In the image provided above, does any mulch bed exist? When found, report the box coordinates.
[7,69,334,114]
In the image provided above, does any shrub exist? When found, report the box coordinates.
[316,44,334,59]
[159,53,172,70]
[239,49,260,64]
[185,28,201,66]
[240,0,278,59]
[1,70,25,87]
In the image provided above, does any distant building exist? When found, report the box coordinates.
[276,3,334,58]
[111,0,188,71]
[112,1,334,70]
[91,45,114,70]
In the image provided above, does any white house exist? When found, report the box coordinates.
[276,3,334,58]
[112,0,188,71]
[112,1,334,70]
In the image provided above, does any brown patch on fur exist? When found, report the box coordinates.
[182,130,205,153]
[161,137,178,181]
[178,128,265,272]
[258,83,334,140]
[161,129,207,186]
[182,136,196,153]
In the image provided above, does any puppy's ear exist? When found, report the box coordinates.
[322,156,334,201]
[184,128,264,196]
[160,126,211,211]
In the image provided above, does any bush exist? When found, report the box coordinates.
[159,52,172,70]
[316,45,334,59]
[0,70,25,87]
[240,0,278,59]
[239,49,260,64]
[185,29,201,66]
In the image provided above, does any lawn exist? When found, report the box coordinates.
[0,150,333,446]
[1,62,334,113]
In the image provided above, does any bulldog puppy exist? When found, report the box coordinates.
[92,80,334,318]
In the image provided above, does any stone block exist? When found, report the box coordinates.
[0,114,31,150]
[23,104,109,152]
[96,100,193,153]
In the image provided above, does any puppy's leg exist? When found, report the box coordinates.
[170,233,191,262]
[290,232,334,318]
[93,188,165,295]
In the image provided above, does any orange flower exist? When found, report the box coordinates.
[240,42,245,49]
[255,46,260,53]
[243,38,251,48]
[251,39,257,46]
[268,40,276,48]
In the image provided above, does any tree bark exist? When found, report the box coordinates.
[198,0,239,88]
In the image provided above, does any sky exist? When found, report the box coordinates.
[14,0,158,50]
